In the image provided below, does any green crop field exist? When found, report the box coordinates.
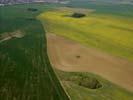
[0,3,69,100]
[57,70,133,100]
[39,7,133,61]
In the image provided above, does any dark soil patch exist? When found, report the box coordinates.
[78,76,102,89]
[27,8,38,12]
[76,55,81,59]
[66,74,102,89]
[26,17,36,21]
[71,13,86,18]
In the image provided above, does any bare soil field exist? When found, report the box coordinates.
[46,33,133,92]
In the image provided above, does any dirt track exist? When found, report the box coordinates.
[0,30,24,43]
[46,33,133,92]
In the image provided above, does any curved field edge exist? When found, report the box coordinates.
[56,70,133,100]
[45,32,133,100]
[0,4,69,100]
[46,32,133,92]
[38,8,133,61]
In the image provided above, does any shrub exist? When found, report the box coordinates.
[71,13,86,18]
[79,77,102,89]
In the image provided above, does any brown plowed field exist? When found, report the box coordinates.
[46,33,133,92]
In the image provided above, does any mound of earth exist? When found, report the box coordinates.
[68,74,102,89]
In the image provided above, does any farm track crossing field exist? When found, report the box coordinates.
[0,4,69,100]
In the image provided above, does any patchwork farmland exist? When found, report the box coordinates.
[39,8,133,61]
[38,2,133,100]
[0,0,133,100]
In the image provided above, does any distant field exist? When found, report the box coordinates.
[66,0,133,17]
[39,8,133,60]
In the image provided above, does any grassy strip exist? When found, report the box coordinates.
[57,70,133,100]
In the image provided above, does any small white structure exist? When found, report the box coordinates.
[60,1,70,4]
[0,4,5,6]
[34,0,46,3]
